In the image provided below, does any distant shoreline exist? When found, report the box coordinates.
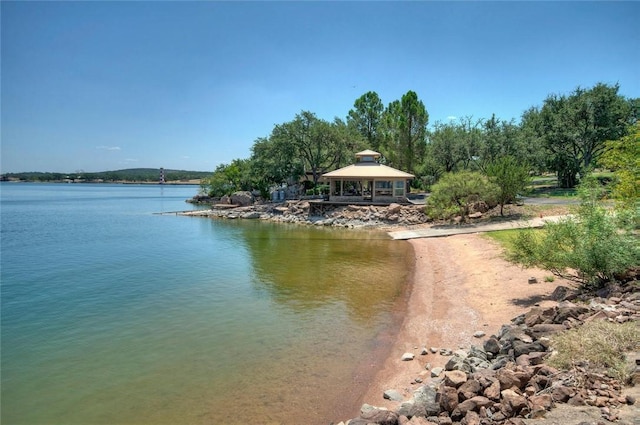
[0,180,201,185]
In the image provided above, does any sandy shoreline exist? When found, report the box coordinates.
[354,233,567,414]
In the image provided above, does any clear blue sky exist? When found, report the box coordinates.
[2,1,638,174]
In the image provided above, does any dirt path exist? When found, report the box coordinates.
[359,233,566,409]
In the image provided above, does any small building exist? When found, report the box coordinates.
[321,150,414,203]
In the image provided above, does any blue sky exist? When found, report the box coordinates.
[2,1,638,174]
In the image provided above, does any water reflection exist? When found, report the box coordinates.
[235,221,413,320]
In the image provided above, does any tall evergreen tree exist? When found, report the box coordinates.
[347,91,384,151]
[380,91,428,175]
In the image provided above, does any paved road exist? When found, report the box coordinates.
[388,215,568,240]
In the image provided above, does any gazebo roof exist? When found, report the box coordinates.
[322,162,414,179]
[355,149,381,157]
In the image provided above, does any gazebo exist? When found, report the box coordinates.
[321,150,414,203]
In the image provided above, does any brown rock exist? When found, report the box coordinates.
[491,411,507,422]
[406,416,437,425]
[515,354,531,367]
[444,370,467,388]
[461,410,480,425]
[453,398,478,418]
[436,415,453,425]
[593,396,609,407]
[496,369,521,391]
[468,396,493,409]
[527,351,548,365]
[551,385,574,403]
[534,364,559,376]
[524,307,554,327]
[530,323,567,338]
[359,407,399,425]
[529,393,553,412]
[553,301,589,322]
[549,285,576,301]
[483,379,501,401]
[513,368,533,388]
[458,379,482,401]
[529,375,550,392]
[501,389,527,414]
[439,385,459,413]
[567,393,586,406]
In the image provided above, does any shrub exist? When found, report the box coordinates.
[485,156,530,216]
[509,178,639,288]
[426,171,499,220]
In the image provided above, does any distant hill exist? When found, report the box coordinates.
[1,168,211,183]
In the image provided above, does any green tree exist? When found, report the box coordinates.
[201,159,252,198]
[271,111,349,186]
[331,117,368,168]
[600,122,640,220]
[510,178,639,287]
[456,116,483,170]
[379,99,402,167]
[426,121,466,173]
[485,156,530,216]
[347,91,384,151]
[250,136,303,187]
[380,91,428,175]
[425,171,498,220]
[517,107,547,174]
[479,114,523,166]
[424,117,483,177]
[534,83,632,188]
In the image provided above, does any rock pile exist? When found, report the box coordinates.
[339,284,640,425]
[183,200,431,228]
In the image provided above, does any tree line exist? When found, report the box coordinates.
[202,82,637,198]
[1,169,211,183]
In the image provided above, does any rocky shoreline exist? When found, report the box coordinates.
[338,282,640,425]
[183,198,431,228]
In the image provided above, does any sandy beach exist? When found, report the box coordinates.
[357,233,570,412]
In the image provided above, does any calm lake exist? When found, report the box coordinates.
[0,183,413,425]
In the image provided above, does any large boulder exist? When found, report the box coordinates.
[355,407,399,425]
[230,191,254,206]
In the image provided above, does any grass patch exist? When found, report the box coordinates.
[527,174,579,198]
[548,320,640,382]
[527,186,579,199]
[483,229,523,251]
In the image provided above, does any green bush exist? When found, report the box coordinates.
[509,178,639,288]
[426,171,499,220]
[485,156,530,216]
[305,184,329,196]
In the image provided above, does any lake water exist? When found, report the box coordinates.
[0,183,413,425]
